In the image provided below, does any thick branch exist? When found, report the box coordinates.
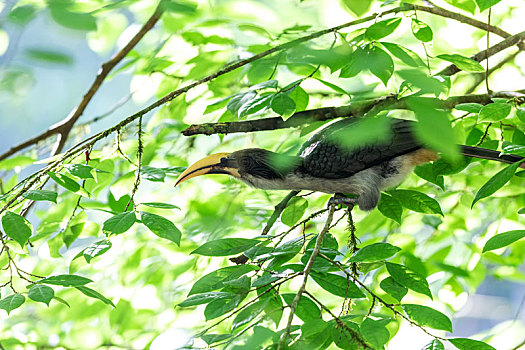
[0,3,164,162]
[181,91,525,136]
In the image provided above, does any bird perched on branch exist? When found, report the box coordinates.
[175,117,524,210]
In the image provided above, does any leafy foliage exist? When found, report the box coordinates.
[0,0,523,349]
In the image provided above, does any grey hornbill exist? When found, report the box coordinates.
[175,117,524,210]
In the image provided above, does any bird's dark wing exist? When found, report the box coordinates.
[299,118,422,179]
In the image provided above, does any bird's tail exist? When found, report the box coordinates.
[461,145,525,169]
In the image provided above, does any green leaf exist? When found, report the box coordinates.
[281,293,321,321]
[365,18,402,41]
[227,91,257,117]
[201,334,232,345]
[403,304,452,332]
[179,292,235,307]
[437,54,484,72]
[160,0,198,14]
[83,240,112,263]
[138,202,180,209]
[482,230,525,252]
[348,243,400,262]
[141,166,166,182]
[49,6,97,31]
[37,274,92,286]
[311,272,365,298]
[389,189,443,216]
[102,212,136,235]
[386,262,432,299]
[380,276,408,302]
[455,103,483,113]
[377,193,403,223]
[367,45,394,86]
[449,338,496,350]
[381,42,425,67]
[2,211,32,247]
[475,0,503,12]
[141,212,181,245]
[340,0,372,16]
[28,285,54,306]
[65,164,95,179]
[478,103,512,122]
[444,0,477,13]
[8,5,37,25]
[0,155,35,170]
[231,299,267,330]
[75,286,115,307]
[26,48,73,65]
[250,79,278,90]
[360,318,390,349]
[411,19,433,42]
[271,93,296,118]
[472,160,524,207]
[340,46,367,78]
[204,294,242,320]
[22,190,58,203]
[239,93,273,118]
[423,339,445,350]
[48,171,89,197]
[204,96,229,114]
[281,197,308,226]
[0,294,25,314]
[516,107,525,123]
[188,265,257,295]
[289,86,309,112]
[191,238,260,256]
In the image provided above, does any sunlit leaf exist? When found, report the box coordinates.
[22,190,58,203]
[449,338,496,350]
[28,285,54,306]
[141,212,181,245]
[365,18,402,41]
[403,304,452,332]
[37,274,92,287]
[191,238,260,256]
[483,230,525,252]
[103,212,136,235]
[2,211,32,248]
[386,262,432,299]
[472,160,524,207]
[348,243,400,262]
[437,54,484,72]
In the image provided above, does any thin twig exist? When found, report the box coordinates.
[278,204,336,349]
[262,191,300,235]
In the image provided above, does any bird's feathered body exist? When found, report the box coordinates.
[235,118,436,209]
[176,117,524,210]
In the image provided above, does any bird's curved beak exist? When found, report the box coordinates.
[175,152,240,187]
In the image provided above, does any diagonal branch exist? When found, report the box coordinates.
[181,90,525,136]
[278,203,337,349]
[437,30,525,76]
[0,3,164,162]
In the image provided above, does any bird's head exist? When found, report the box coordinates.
[175,148,302,187]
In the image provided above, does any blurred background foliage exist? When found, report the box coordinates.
[0,0,524,349]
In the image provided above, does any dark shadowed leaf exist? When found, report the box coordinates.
[191,238,260,256]
[386,262,432,299]
[28,285,54,306]
[472,160,524,207]
[141,212,181,245]
[403,304,452,332]
[2,211,32,247]
[483,230,525,252]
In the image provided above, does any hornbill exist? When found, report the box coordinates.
[175,117,524,210]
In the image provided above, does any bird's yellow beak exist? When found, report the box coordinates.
[175,152,240,187]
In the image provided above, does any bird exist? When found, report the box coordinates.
[175,117,524,210]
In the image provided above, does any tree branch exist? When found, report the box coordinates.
[181,90,525,136]
[437,30,525,76]
[278,204,336,349]
[0,3,164,162]
[262,190,300,235]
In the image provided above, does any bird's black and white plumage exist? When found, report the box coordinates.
[176,117,524,210]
